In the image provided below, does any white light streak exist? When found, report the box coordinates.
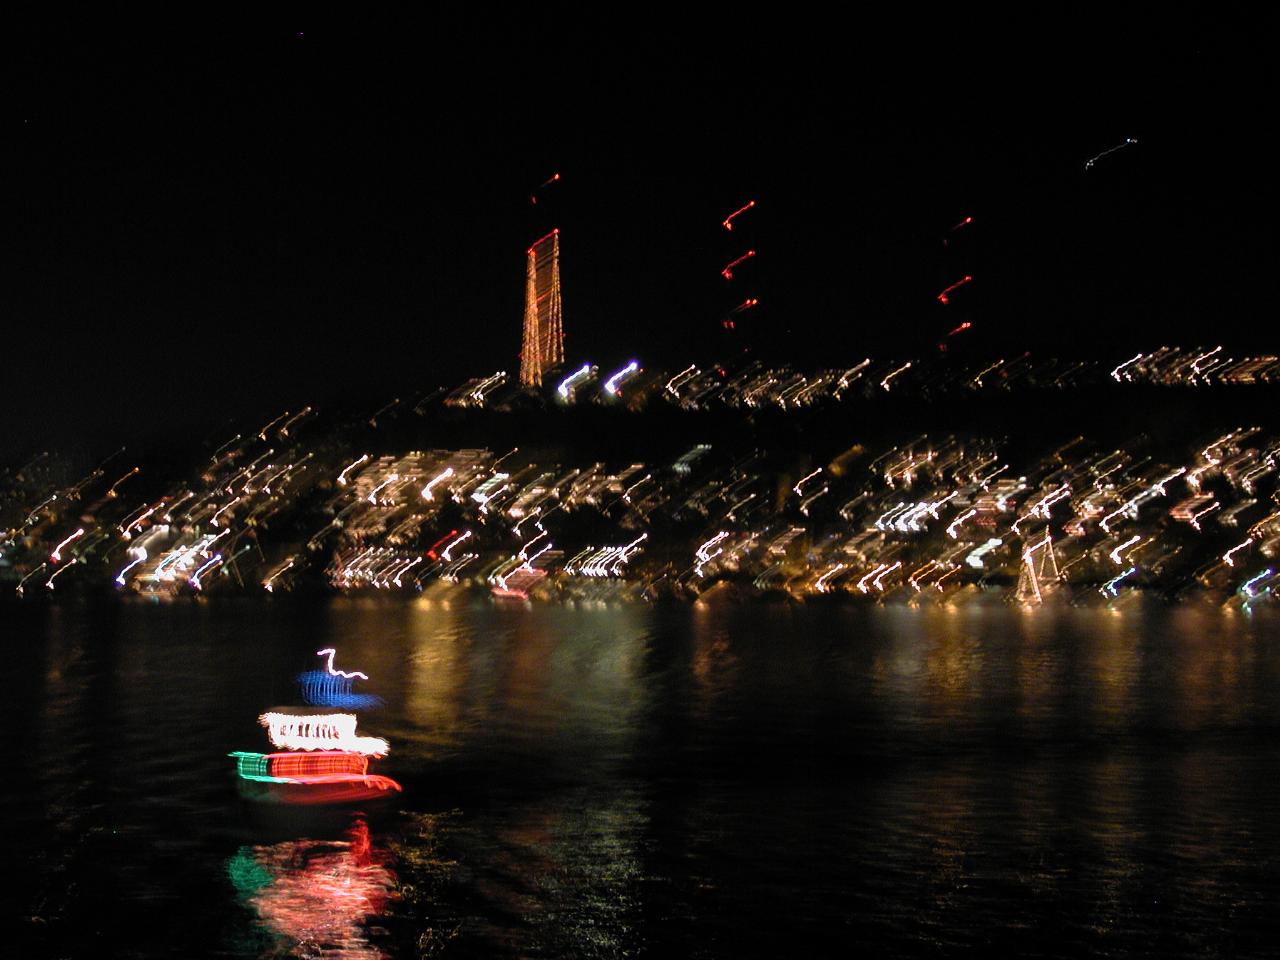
[51,527,85,563]
[338,454,369,486]
[317,648,369,680]
[1109,535,1141,565]
[604,361,640,396]
[259,712,388,756]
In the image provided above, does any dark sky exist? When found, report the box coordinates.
[7,16,1275,457]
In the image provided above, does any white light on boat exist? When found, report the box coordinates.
[259,712,389,756]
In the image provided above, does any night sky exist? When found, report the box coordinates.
[8,17,1274,457]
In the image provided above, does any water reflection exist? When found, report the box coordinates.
[403,599,469,745]
[228,818,396,959]
[12,596,1280,958]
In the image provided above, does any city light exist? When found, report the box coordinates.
[604,360,640,397]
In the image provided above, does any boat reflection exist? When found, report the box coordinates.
[227,818,397,958]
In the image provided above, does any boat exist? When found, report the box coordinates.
[230,649,402,806]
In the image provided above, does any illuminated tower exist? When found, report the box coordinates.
[1015,531,1061,604]
[520,229,564,388]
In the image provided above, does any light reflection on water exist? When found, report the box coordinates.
[8,594,1280,957]
[228,819,396,959]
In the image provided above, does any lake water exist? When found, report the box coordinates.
[8,593,1280,958]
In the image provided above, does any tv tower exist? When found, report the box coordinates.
[519,220,564,386]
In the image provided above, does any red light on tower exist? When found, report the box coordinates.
[531,172,562,205]
[937,275,973,305]
[723,200,757,231]
[721,250,756,280]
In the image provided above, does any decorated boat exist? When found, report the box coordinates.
[230,649,402,806]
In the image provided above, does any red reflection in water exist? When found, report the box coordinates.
[236,819,396,958]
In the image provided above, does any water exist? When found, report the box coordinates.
[8,594,1280,958]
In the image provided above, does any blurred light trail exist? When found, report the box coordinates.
[392,558,422,588]
[107,467,140,498]
[1085,137,1138,170]
[210,435,241,463]
[115,548,147,586]
[1101,566,1137,597]
[16,562,48,597]
[604,361,640,397]
[50,527,85,563]
[440,530,472,562]
[367,475,399,505]
[665,365,698,397]
[1111,353,1144,381]
[368,398,400,428]
[721,250,756,279]
[1110,535,1142,565]
[947,508,977,539]
[189,553,223,591]
[1189,501,1220,531]
[872,561,902,592]
[1029,484,1071,519]
[530,171,560,203]
[520,542,553,571]
[971,359,1003,388]
[257,410,291,441]
[421,467,454,501]
[1223,538,1253,567]
[937,275,973,305]
[123,503,159,536]
[337,454,369,486]
[211,497,241,526]
[317,648,369,680]
[557,364,593,400]
[695,531,729,577]
[262,559,294,593]
[880,362,912,391]
[621,474,651,504]
[24,493,58,528]
[966,538,1003,569]
[278,407,313,437]
[835,361,870,396]
[927,492,958,519]
[793,468,822,497]
[518,531,547,561]
[45,559,77,591]
[471,475,509,507]
[1190,346,1223,380]
[856,563,889,594]
[259,712,388,756]
[722,200,756,230]
[815,563,846,593]
[425,530,459,561]
[1242,568,1274,598]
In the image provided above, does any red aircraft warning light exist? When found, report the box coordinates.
[721,250,756,280]
[937,275,974,305]
[723,200,756,231]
